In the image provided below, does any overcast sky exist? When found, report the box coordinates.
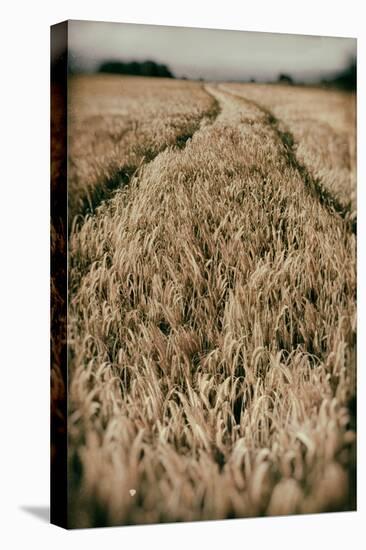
[68,20,356,82]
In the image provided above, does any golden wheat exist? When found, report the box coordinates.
[68,75,217,223]
[221,83,356,216]
[67,76,356,527]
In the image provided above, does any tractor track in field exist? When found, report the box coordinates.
[217,84,356,235]
[68,79,356,526]
[70,86,221,234]
[70,81,354,296]
[69,86,221,293]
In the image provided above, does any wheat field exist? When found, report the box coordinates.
[66,75,356,528]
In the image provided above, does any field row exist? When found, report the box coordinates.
[68,78,356,526]
[68,76,219,224]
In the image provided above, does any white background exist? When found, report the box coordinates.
[0,1,364,548]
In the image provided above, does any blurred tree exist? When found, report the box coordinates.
[278,73,294,85]
[331,57,356,90]
[98,60,174,78]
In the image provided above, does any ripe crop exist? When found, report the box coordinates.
[67,75,356,527]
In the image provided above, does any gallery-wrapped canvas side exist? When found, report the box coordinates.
[51,20,68,529]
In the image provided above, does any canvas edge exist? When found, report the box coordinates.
[50,19,69,530]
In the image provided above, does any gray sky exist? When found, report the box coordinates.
[68,20,356,82]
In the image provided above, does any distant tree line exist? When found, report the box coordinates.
[274,59,356,90]
[98,60,174,78]
[322,58,356,90]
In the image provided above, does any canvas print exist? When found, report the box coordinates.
[51,20,357,529]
